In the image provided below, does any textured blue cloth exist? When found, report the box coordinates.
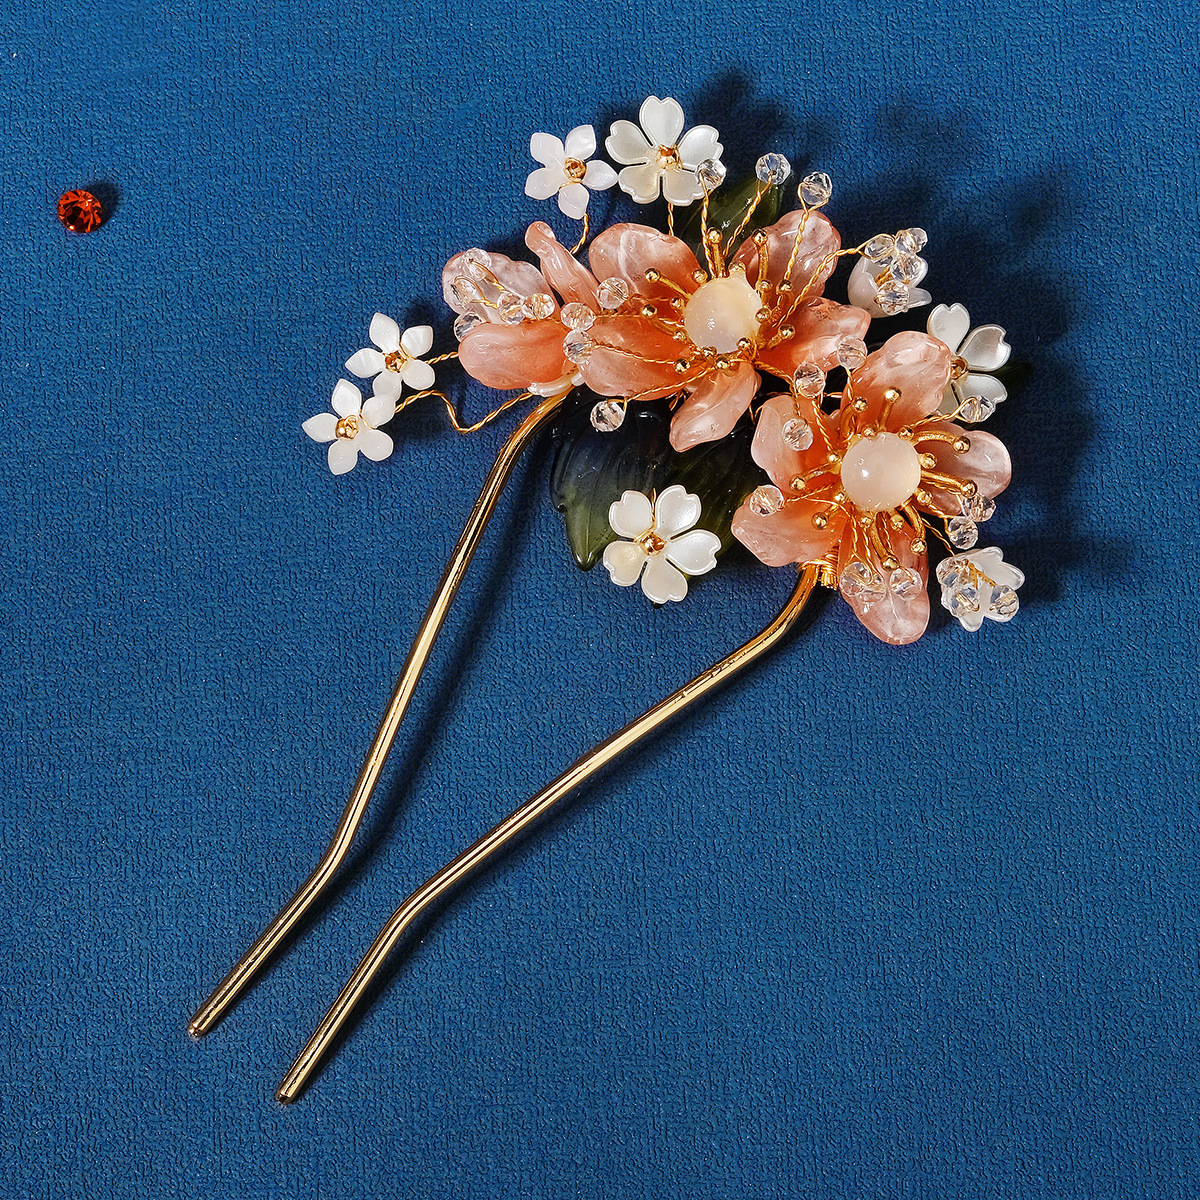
[2,0,1198,1196]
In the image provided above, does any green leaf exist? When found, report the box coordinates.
[677,173,784,264]
[669,422,768,555]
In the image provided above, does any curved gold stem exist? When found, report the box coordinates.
[188,394,564,1039]
[276,565,821,1103]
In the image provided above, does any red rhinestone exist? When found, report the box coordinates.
[57,189,104,233]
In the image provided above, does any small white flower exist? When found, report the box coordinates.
[602,485,721,604]
[525,125,618,220]
[936,546,1025,631]
[302,379,395,476]
[847,235,932,318]
[345,313,436,403]
[606,96,722,206]
[927,303,1011,422]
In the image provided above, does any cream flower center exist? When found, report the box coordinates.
[682,275,762,354]
[840,432,922,512]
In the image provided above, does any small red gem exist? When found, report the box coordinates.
[57,189,104,233]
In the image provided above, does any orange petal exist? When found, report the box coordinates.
[851,331,951,428]
[750,391,838,490]
[732,209,841,295]
[756,299,871,379]
[580,315,682,400]
[669,360,759,451]
[836,523,930,645]
[732,498,843,568]
[918,422,1013,511]
[588,223,702,305]
[525,221,599,308]
[458,321,568,389]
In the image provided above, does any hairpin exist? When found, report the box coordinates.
[189,94,1026,1102]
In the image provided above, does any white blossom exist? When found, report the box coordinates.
[525,125,618,219]
[936,546,1024,631]
[302,379,395,475]
[345,313,435,402]
[605,96,722,206]
[927,303,1011,422]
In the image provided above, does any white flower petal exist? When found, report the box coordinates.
[557,182,590,220]
[584,160,618,191]
[563,124,596,160]
[926,302,970,353]
[606,119,653,165]
[653,484,701,539]
[936,384,959,417]
[617,162,663,204]
[361,394,395,427]
[401,359,436,390]
[603,540,647,587]
[529,131,565,168]
[302,412,337,442]
[641,556,688,604]
[355,426,393,462]
[331,379,362,418]
[847,257,881,312]
[327,439,358,475]
[371,371,404,401]
[608,490,654,539]
[346,347,385,378]
[959,324,1011,372]
[664,529,720,576]
[676,125,721,168]
[661,165,702,206]
[369,313,401,354]
[638,95,685,147]
[400,324,433,357]
[962,372,1007,406]
[526,165,566,201]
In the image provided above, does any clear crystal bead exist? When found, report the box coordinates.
[989,586,1020,620]
[874,280,910,316]
[947,516,979,549]
[895,227,928,255]
[864,234,894,262]
[960,392,998,423]
[888,566,922,599]
[890,253,924,285]
[590,400,625,432]
[781,418,813,452]
[963,493,996,522]
[453,311,484,340]
[522,291,555,321]
[840,561,887,601]
[496,292,524,324]
[936,555,969,587]
[461,248,494,280]
[835,336,867,372]
[793,361,825,398]
[450,276,480,307]
[749,484,784,516]
[755,153,790,185]
[798,171,832,207]
[596,277,630,309]
[698,158,727,190]
[563,329,593,364]
[946,582,980,618]
[560,302,595,330]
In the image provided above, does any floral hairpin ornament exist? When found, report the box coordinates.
[191,94,1026,1102]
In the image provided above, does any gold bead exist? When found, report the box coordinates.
[812,512,828,529]
[832,491,846,505]
[861,426,877,439]
[673,330,688,341]
[736,337,752,351]
[755,307,772,322]
[898,426,914,439]
[920,453,937,469]
[853,398,868,413]
[778,280,792,293]
[778,324,794,339]
[715,356,730,370]
[706,228,722,242]
[911,539,926,555]
[882,556,899,570]
[953,437,971,453]
[641,303,657,317]
[753,231,768,245]
[692,270,708,284]
[644,268,661,282]
[790,475,805,491]
[915,489,931,505]
[827,452,840,464]
[962,480,977,496]
[883,387,901,404]
[889,514,904,529]
[674,359,690,374]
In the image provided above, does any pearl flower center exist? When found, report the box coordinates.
[335,415,361,440]
[839,432,922,512]
[682,274,762,354]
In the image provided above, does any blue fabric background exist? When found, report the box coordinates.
[2,0,1197,1196]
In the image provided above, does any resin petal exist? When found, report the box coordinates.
[919,422,1012,511]
[837,528,930,645]
[355,427,393,462]
[641,555,688,604]
[617,162,663,204]
[959,324,1011,372]
[584,160,618,190]
[851,332,951,428]
[529,132,565,167]
[662,167,701,206]
[327,439,357,475]
[748,391,835,490]
[589,224,702,304]
[733,209,840,295]
[369,313,401,354]
[755,299,871,380]
[400,325,433,357]
[669,360,759,452]
[525,222,598,308]
[331,379,362,418]
[580,315,683,401]
[457,321,568,389]
[603,540,646,587]
[664,528,720,575]
[401,359,435,390]
[606,119,653,165]
[371,371,404,402]
[608,490,654,538]
[731,499,842,568]
[926,303,970,353]
[638,96,685,147]
[302,412,337,442]
[653,484,701,539]
[361,394,395,427]
[558,182,590,220]
[676,125,721,167]
[346,347,385,378]
[563,124,596,160]
[525,166,564,200]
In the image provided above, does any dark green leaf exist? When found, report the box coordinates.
[677,172,784,263]
[669,422,768,555]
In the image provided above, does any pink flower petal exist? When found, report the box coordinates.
[733,210,841,295]
[837,526,930,645]
[850,331,951,429]
[669,360,759,452]
[755,299,871,379]
[579,315,683,401]
[917,422,1012,512]
[588,224,702,306]
[731,498,843,568]
[525,222,599,308]
[749,392,837,490]
[458,321,569,390]
[443,251,546,318]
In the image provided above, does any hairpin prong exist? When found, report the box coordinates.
[274,563,822,1103]
[188,394,565,1039]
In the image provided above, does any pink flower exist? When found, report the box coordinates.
[577,210,871,452]
[731,332,1013,645]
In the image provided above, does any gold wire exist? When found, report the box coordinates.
[568,214,590,257]
[393,389,534,435]
[275,565,823,1103]
[186,394,567,1040]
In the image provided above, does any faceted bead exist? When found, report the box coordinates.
[453,311,484,340]
[963,493,996,522]
[895,227,928,255]
[523,292,555,321]
[960,393,997,423]
[840,561,887,601]
[874,280,911,316]
[946,582,980,617]
[597,277,630,309]
[756,153,791,185]
[461,248,493,279]
[698,158,727,190]
[560,302,595,330]
[798,171,833,208]
[936,555,968,587]
[563,329,594,364]
[749,484,784,516]
[496,292,525,324]
[864,234,894,262]
[890,253,924,284]
[989,586,1020,619]
[888,566,923,599]
[793,361,825,398]
[57,189,104,233]
[835,336,867,372]
[781,418,813,451]
[590,400,626,432]
[947,515,979,549]
[450,276,480,307]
